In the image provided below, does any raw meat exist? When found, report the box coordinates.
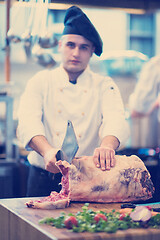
[26,191,70,209]
[26,155,154,209]
[57,154,154,203]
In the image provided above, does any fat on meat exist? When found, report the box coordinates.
[56,154,154,203]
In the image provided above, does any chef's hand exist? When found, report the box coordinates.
[93,147,115,171]
[44,148,60,173]
[148,94,160,114]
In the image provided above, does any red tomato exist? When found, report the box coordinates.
[64,216,78,229]
[119,213,126,220]
[94,213,107,223]
[146,206,152,211]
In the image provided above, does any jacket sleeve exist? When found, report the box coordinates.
[99,77,130,148]
[129,60,160,113]
[17,71,47,151]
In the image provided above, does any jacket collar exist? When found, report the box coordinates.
[58,64,91,88]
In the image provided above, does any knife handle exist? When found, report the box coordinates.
[121,203,136,209]
[56,150,64,161]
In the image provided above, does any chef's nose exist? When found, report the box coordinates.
[73,46,80,56]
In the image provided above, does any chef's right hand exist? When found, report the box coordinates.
[44,148,60,173]
[93,146,116,171]
[148,94,160,114]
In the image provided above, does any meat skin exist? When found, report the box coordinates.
[26,155,154,209]
[56,155,154,203]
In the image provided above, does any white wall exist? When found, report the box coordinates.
[84,8,127,53]
[155,10,160,54]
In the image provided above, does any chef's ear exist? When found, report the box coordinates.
[91,45,95,57]
[58,39,62,52]
[58,35,67,52]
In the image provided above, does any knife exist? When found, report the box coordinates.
[56,120,79,164]
[121,202,160,212]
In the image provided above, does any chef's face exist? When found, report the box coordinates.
[59,34,95,74]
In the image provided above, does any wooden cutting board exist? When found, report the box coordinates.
[0,197,160,240]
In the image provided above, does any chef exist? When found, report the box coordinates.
[17,6,129,197]
[129,55,160,119]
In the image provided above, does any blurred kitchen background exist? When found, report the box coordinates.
[0,0,160,201]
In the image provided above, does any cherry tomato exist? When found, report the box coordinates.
[64,216,78,229]
[119,213,126,220]
[94,213,107,223]
[146,206,152,211]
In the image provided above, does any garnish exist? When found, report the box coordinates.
[39,203,160,233]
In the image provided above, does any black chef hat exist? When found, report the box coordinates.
[62,6,103,56]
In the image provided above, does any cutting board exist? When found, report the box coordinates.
[1,197,160,240]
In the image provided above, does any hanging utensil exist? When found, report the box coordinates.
[38,33,58,49]
[7,0,23,43]
[21,0,37,58]
[35,52,57,68]
[31,0,57,68]
[31,0,48,53]
[38,0,58,49]
[31,0,45,38]
[32,41,56,68]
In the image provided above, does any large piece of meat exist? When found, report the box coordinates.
[58,154,154,203]
[26,155,154,209]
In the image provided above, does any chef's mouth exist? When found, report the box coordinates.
[70,60,81,64]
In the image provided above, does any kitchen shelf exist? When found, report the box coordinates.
[0,95,14,160]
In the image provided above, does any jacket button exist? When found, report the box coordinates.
[56,132,60,136]
[81,112,85,116]
[60,88,63,92]
[58,109,62,113]
[78,134,82,138]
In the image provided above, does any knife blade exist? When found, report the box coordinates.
[56,120,79,164]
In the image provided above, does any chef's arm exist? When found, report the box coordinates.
[148,94,160,114]
[130,93,160,118]
[100,135,120,150]
[28,135,60,173]
[93,135,119,171]
[130,110,148,118]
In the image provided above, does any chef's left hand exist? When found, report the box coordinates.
[93,147,115,171]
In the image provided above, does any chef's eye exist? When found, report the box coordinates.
[80,45,89,50]
[66,42,75,48]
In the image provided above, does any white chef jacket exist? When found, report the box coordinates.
[17,65,129,169]
[129,55,160,119]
